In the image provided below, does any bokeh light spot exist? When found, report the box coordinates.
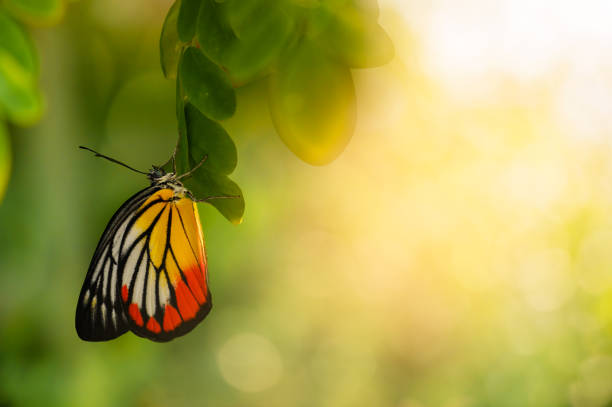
[217,333,283,392]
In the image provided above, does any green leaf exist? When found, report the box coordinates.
[182,103,242,224]
[4,0,64,25]
[196,0,236,65]
[184,171,244,224]
[171,70,190,175]
[0,55,43,125]
[0,120,11,202]
[312,2,393,68]
[164,89,242,223]
[185,103,236,174]
[0,12,42,125]
[179,46,236,121]
[160,0,182,80]
[0,11,37,74]
[222,0,295,83]
[268,40,356,166]
[177,0,201,42]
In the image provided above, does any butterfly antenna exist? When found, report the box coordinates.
[176,154,208,180]
[79,146,148,175]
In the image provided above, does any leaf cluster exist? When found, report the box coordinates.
[160,0,393,223]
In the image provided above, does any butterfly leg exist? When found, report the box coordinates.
[191,194,241,202]
[177,154,208,180]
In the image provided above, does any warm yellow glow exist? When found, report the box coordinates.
[3,1,612,405]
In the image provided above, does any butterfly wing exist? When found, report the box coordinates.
[118,189,211,342]
[75,186,161,341]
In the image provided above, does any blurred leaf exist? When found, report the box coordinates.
[160,0,181,80]
[0,51,43,125]
[325,0,380,18]
[0,11,42,125]
[196,0,236,65]
[0,121,10,202]
[0,11,37,75]
[222,0,295,83]
[185,103,236,175]
[4,0,64,25]
[179,46,236,121]
[269,40,356,165]
[177,0,201,42]
[184,171,244,224]
[314,3,394,68]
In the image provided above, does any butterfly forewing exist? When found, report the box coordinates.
[75,187,160,341]
[118,189,211,342]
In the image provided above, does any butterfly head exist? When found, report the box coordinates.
[148,166,187,196]
[148,166,167,181]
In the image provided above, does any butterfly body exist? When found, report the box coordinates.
[76,166,212,342]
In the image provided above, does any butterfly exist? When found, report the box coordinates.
[75,146,228,342]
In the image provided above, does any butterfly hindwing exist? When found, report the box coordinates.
[75,187,161,341]
[118,189,212,342]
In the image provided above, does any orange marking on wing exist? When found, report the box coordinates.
[175,280,198,321]
[163,304,181,332]
[121,285,128,302]
[192,258,208,297]
[184,266,206,304]
[129,303,144,326]
[146,317,161,333]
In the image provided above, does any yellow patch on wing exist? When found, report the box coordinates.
[165,245,182,285]
[175,198,207,270]
[135,189,174,230]
[170,202,198,273]
[135,189,174,267]
[149,205,169,267]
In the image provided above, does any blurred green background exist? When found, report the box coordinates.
[2,0,612,406]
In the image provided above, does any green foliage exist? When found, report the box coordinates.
[160,0,393,222]
[184,103,237,175]
[222,0,294,83]
[3,0,64,24]
[0,0,67,203]
[165,51,243,223]
[182,103,244,224]
[0,11,36,72]
[196,0,237,65]
[310,1,394,68]
[269,40,356,165]
[160,0,181,80]
[179,47,236,121]
[0,10,42,125]
[0,0,67,126]
[177,0,200,42]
